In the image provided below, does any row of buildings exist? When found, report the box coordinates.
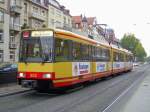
[0,0,119,62]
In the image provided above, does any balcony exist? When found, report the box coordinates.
[10,5,22,14]
[29,12,46,21]
[9,43,17,49]
[0,22,4,29]
[10,23,21,31]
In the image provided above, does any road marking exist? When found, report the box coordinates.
[101,71,146,112]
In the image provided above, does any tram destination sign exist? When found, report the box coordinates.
[31,31,53,37]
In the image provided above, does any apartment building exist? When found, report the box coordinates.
[0,0,10,62]
[9,0,23,62]
[0,0,72,62]
[22,0,48,28]
[48,0,72,29]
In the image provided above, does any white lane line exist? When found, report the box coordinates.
[101,72,146,112]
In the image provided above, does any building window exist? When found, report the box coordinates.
[10,50,15,61]
[41,10,46,16]
[41,0,45,6]
[75,24,79,28]
[10,16,20,26]
[64,16,66,24]
[56,10,61,18]
[0,50,3,62]
[0,30,3,42]
[33,6,38,13]
[24,3,28,14]
[10,35,15,43]
[50,7,54,14]
[0,11,4,22]
[0,0,4,3]
[68,19,70,24]
[50,19,54,26]
[11,0,21,6]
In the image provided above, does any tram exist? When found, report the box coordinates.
[17,28,133,90]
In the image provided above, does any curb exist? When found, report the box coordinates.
[0,89,33,97]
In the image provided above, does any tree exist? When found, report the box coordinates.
[121,33,139,53]
[121,33,147,61]
[134,42,147,61]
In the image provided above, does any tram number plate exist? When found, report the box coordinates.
[30,74,37,78]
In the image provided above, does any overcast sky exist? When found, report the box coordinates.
[58,0,150,56]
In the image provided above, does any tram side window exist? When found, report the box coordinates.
[81,44,89,61]
[72,42,81,61]
[102,48,110,61]
[120,53,124,62]
[105,49,110,61]
[92,46,97,60]
[93,47,110,61]
[95,47,101,60]
[55,38,70,61]
[89,45,92,60]
[113,52,119,62]
[129,55,133,62]
[125,55,127,62]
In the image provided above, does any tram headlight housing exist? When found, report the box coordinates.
[19,73,25,78]
[43,74,51,79]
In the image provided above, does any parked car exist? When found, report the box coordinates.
[0,64,17,74]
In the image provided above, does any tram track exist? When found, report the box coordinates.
[0,65,147,112]
[53,67,147,112]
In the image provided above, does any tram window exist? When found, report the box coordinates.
[119,53,124,61]
[102,48,110,61]
[92,46,96,60]
[72,42,81,61]
[41,37,53,61]
[81,44,89,61]
[114,52,119,62]
[125,55,128,62]
[95,47,100,60]
[89,45,92,60]
[92,46,109,61]
[55,38,70,61]
[129,55,133,62]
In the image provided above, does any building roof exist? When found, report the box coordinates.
[87,17,96,25]
[72,16,82,24]
[82,16,88,22]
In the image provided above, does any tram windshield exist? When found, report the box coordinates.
[19,31,54,62]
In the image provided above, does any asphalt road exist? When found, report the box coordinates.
[0,65,149,112]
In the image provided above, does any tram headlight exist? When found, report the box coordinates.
[19,73,25,78]
[43,74,51,79]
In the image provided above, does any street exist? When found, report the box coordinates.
[0,65,149,112]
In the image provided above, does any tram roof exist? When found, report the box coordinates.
[55,29,110,48]
[21,28,133,55]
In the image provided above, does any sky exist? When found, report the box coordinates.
[58,0,150,56]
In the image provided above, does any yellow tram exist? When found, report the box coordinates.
[17,28,133,90]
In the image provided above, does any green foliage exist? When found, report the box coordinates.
[121,33,147,61]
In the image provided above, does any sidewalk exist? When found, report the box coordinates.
[0,83,30,97]
[121,72,150,112]
[105,66,150,112]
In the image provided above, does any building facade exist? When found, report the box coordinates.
[72,15,109,44]
[22,0,48,29]
[9,0,23,62]
[0,0,10,62]
[0,0,50,62]
[48,0,72,29]
[0,0,72,62]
